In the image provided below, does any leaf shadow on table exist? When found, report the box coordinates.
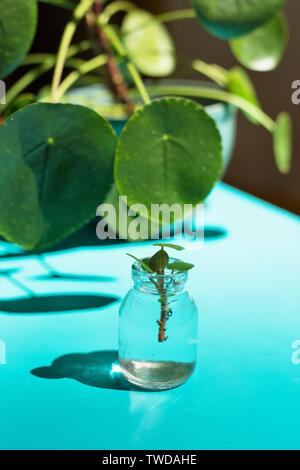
[204,226,227,241]
[0,222,226,314]
[0,294,120,315]
[31,350,150,392]
[33,273,117,282]
[0,221,130,261]
[0,221,227,261]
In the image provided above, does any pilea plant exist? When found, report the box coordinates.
[127,243,194,342]
[0,0,293,251]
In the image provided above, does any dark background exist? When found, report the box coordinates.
[14,0,300,214]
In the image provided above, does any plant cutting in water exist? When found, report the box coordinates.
[127,243,194,343]
[0,0,293,251]
[120,242,198,389]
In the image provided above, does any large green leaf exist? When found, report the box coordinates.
[121,10,176,77]
[0,103,117,250]
[230,14,288,71]
[0,123,44,249]
[273,112,292,174]
[192,0,285,39]
[115,98,222,218]
[0,0,38,79]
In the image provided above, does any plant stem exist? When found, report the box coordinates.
[51,0,94,102]
[127,255,171,342]
[157,276,170,343]
[156,9,196,24]
[92,1,135,113]
[146,84,275,132]
[24,40,91,66]
[100,22,151,105]
[193,60,228,87]
[1,42,91,113]
[100,0,136,24]
[1,61,55,113]
[55,54,108,100]
[23,54,61,66]
[126,63,150,105]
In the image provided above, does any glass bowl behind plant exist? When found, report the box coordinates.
[119,244,198,390]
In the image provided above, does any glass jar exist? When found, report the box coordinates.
[119,260,198,390]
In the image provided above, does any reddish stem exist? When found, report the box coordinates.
[157,274,169,342]
[92,0,134,114]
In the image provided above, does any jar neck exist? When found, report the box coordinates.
[132,261,188,296]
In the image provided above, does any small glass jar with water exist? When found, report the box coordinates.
[119,259,198,390]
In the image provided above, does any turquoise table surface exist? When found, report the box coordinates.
[0,183,300,450]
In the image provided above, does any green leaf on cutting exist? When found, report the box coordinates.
[167,261,195,272]
[230,13,288,71]
[273,112,292,174]
[126,253,154,273]
[153,243,185,251]
[149,248,169,274]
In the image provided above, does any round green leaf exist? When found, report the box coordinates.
[273,112,292,174]
[230,13,288,71]
[192,0,285,39]
[228,66,260,123]
[115,98,222,217]
[0,0,38,79]
[167,261,195,272]
[0,103,117,250]
[150,248,169,274]
[121,10,176,77]
[0,123,44,249]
